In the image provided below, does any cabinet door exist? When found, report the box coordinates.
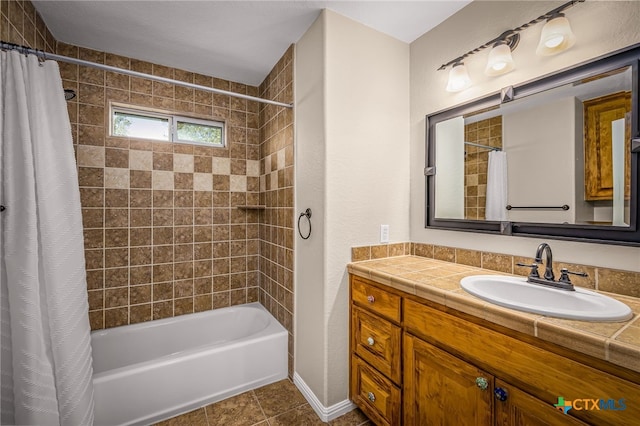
[494,379,587,426]
[403,333,493,426]
[583,91,631,201]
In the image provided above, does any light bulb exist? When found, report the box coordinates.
[545,35,565,48]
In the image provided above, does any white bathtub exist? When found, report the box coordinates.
[91,302,288,426]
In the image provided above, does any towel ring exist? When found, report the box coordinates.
[298,208,312,240]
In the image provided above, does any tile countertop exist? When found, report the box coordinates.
[347,255,640,374]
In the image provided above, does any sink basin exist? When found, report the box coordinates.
[460,275,633,322]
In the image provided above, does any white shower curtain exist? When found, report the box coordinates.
[485,151,508,221]
[0,51,94,425]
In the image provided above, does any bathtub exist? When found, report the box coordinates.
[91,302,288,426]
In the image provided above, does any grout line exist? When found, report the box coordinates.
[251,389,271,425]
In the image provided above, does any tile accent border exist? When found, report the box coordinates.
[293,372,357,422]
[351,242,640,298]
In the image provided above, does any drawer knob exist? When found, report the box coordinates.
[475,377,488,390]
[367,295,375,303]
[494,387,508,401]
[367,391,376,402]
[367,337,375,346]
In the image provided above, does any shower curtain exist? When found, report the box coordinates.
[485,151,508,221]
[0,51,94,425]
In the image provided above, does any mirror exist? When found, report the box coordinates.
[426,44,640,245]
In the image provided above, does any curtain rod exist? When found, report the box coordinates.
[0,41,293,109]
[464,141,501,151]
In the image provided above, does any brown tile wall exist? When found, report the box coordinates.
[464,116,502,220]
[57,41,263,329]
[351,242,640,298]
[258,45,295,376]
[1,0,55,52]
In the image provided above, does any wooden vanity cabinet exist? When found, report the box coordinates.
[349,274,640,426]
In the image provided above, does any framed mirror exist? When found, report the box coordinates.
[425,44,640,245]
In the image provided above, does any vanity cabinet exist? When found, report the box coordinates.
[349,274,640,426]
[583,91,631,201]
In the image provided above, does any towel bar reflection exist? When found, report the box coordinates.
[506,205,570,210]
[298,208,312,240]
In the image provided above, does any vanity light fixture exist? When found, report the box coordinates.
[438,0,584,91]
[446,62,472,92]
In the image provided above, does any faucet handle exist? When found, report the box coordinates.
[559,268,588,284]
[516,262,540,279]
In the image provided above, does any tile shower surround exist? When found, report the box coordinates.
[6,0,296,376]
[60,42,265,330]
[1,0,55,53]
[257,46,295,375]
[464,116,502,221]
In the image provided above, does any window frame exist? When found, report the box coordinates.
[109,104,226,148]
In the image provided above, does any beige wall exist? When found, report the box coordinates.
[295,9,410,408]
[294,11,328,403]
[410,1,640,271]
[504,97,576,223]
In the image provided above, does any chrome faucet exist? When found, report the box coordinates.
[517,243,587,291]
[535,243,555,281]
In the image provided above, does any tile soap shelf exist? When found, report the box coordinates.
[236,205,266,210]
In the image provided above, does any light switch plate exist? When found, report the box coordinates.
[380,224,389,243]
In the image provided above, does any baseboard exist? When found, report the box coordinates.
[293,372,357,422]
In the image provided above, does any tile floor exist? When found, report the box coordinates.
[155,379,371,426]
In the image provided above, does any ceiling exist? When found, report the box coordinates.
[33,1,470,87]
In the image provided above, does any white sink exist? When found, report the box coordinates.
[460,275,633,322]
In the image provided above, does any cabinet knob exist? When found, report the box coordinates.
[494,387,508,401]
[475,377,488,390]
[367,391,376,402]
[367,295,375,303]
[367,337,375,346]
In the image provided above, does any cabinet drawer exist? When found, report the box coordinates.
[351,355,401,426]
[352,306,401,384]
[352,277,401,322]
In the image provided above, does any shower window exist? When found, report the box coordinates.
[112,109,170,141]
[175,116,224,147]
[110,105,225,147]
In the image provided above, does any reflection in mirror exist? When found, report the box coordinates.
[434,66,632,227]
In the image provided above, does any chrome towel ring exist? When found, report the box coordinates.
[298,208,312,240]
